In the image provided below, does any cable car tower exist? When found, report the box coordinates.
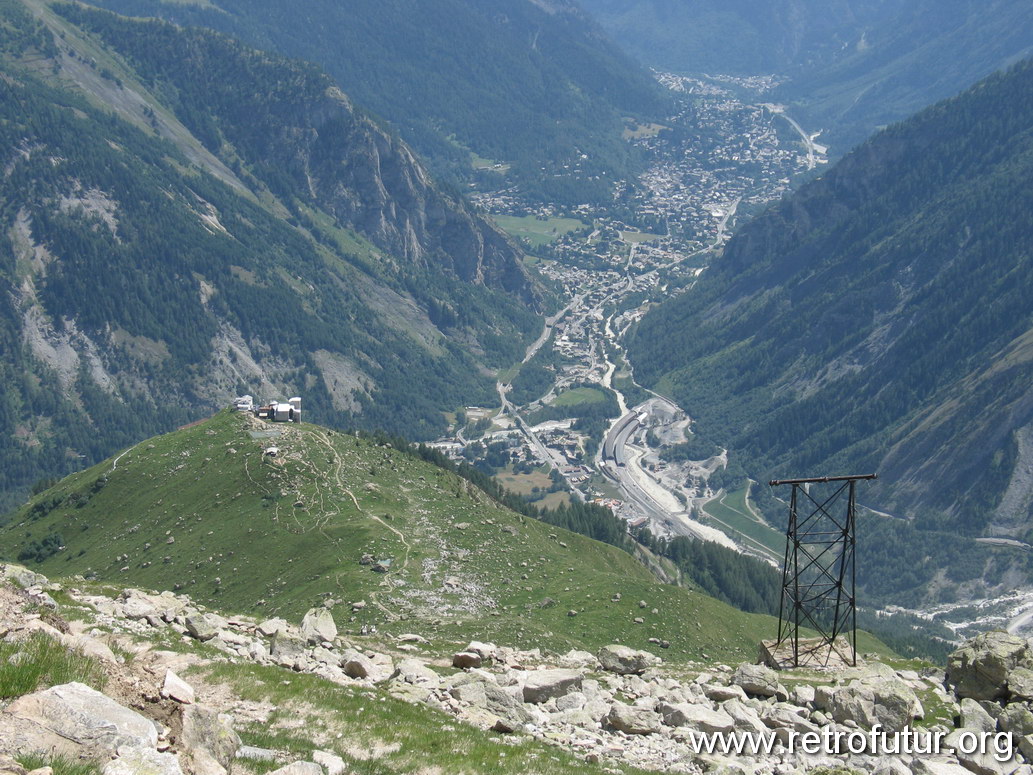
[767,474,877,669]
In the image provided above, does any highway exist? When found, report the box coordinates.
[759,103,824,171]
[598,397,738,548]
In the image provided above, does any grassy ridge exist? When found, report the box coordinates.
[2,411,792,664]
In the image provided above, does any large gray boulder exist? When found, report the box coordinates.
[872,760,913,775]
[999,704,1033,737]
[720,699,768,736]
[340,649,374,679]
[300,608,336,645]
[162,670,195,704]
[731,663,779,697]
[829,675,922,732]
[184,614,219,642]
[312,752,346,775]
[256,618,287,637]
[1,563,49,590]
[480,683,533,732]
[607,703,662,735]
[959,698,996,734]
[451,652,482,669]
[910,760,977,775]
[522,669,583,704]
[5,682,158,755]
[181,705,241,770]
[659,702,735,734]
[944,731,1020,775]
[947,632,1033,701]
[1010,668,1033,701]
[270,631,307,668]
[103,747,183,775]
[119,590,163,620]
[391,658,440,686]
[597,645,660,675]
[179,748,227,775]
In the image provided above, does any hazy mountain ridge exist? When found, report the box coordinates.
[82,0,669,203]
[629,58,1033,602]
[580,0,1033,153]
[57,2,536,300]
[0,0,541,510]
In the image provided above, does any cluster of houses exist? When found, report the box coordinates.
[233,394,302,423]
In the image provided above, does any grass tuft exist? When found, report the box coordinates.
[16,754,102,775]
[0,632,107,699]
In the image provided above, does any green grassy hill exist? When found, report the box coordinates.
[1,410,885,664]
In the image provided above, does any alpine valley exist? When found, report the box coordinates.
[6,2,1033,775]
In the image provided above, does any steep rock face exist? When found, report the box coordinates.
[298,107,529,296]
[62,7,535,301]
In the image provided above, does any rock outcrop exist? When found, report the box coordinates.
[947,631,1033,701]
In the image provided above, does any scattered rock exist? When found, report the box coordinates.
[300,608,336,645]
[184,614,218,642]
[161,669,195,704]
[181,705,241,770]
[312,751,346,775]
[607,702,661,735]
[999,704,1033,737]
[731,663,779,697]
[0,755,27,775]
[270,631,307,668]
[522,669,583,704]
[452,652,482,669]
[659,702,735,733]
[1010,667,1033,701]
[463,641,497,664]
[341,649,374,679]
[103,747,183,775]
[6,682,158,756]
[597,644,660,675]
[257,618,286,637]
[828,673,922,732]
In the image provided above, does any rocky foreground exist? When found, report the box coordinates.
[3,564,1033,775]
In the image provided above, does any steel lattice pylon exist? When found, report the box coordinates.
[768,474,877,669]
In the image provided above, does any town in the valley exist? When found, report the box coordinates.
[433,74,824,564]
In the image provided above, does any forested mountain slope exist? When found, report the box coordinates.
[84,0,669,203]
[629,59,1033,603]
[0,0,541,510]
[582,0,1033,153]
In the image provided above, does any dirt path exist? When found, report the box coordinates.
[307,428,412,620]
